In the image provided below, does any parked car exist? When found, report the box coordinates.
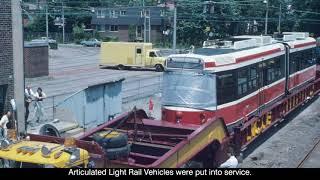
[31,37,58,49]
[80,39,101,47]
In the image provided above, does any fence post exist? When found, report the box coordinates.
[53,96,55,121]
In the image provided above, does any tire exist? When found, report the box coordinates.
[155,64,164,72]
[39,124,61,137]
[105,144,131,160]
[117,65,125,70]
[92,130,128,149]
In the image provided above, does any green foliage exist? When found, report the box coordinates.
[23,0,320,46]
[72,24,86,41]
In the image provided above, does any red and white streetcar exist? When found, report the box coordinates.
[163,32,319,150]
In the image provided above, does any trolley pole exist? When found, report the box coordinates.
[264,0,269,35]
[46,4,49,41]
[143,0,146,43]
[62,1,65,44]
[278,3,282,33]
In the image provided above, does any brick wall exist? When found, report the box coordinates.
[0,0,14,114]
[24,44,49,78]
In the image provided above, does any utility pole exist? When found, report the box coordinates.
[278,3,282,34]
[62,1,65,44]
[11,0,25,135]
[173,3,177,51]
[46,4,49,41]
[264,0,269,35]
[143,0,146,43]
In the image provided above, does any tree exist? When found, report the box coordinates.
[72,24,86,42]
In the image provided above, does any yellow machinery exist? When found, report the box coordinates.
[0,138,89,168]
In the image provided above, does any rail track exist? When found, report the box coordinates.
[297,138,320,168]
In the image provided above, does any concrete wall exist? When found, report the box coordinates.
[0,0,14,114]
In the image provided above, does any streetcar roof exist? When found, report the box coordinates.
[166,34,316,72]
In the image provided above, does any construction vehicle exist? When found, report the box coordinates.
[0,135,90,168]
[100,42,166,72]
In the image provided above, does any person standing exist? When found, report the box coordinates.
[0,111,12,138]
[31,88,47,126]
[24,85,35,122]
[219,148,238,168]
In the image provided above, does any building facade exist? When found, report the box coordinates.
[0,0,14,115]
[91,6,169,43]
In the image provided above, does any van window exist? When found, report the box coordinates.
[136,48,142,54]
[149,51,156,57]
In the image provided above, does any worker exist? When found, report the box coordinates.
[219,147,238,168]
[24,85,35,122]
[0,111,12,138]
[30,87,47,126]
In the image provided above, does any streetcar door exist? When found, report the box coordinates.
[284,44,290,95]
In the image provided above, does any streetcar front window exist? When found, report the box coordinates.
[166,57,204,70]
[162,71,216,109]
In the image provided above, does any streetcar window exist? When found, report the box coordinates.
[217,71,236,105]
[248,64,258,92]
[267,60,277,83]
[316,47,320,64]
[166,57,203,70]
[290,51,301,74]
[237,68,248,96]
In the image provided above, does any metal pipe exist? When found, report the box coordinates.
[264,0,269,35]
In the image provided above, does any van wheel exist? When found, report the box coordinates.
[155,64,164,72]
[117,65,125,70]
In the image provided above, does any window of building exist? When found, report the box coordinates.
[120,10,126,16]
[109,25,118,32]
[145,10,150,17]
[96,9,105,18]
[110,10,118,18]
[136,48,142,54]
[217,71,236,105]
[96,25,105,32]
[141,10,150,17]
[160,10,165,17]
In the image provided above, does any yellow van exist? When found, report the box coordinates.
[100,42,166,71]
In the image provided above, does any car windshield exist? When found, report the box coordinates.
[162,70,217,109]
[155,51,163,57]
